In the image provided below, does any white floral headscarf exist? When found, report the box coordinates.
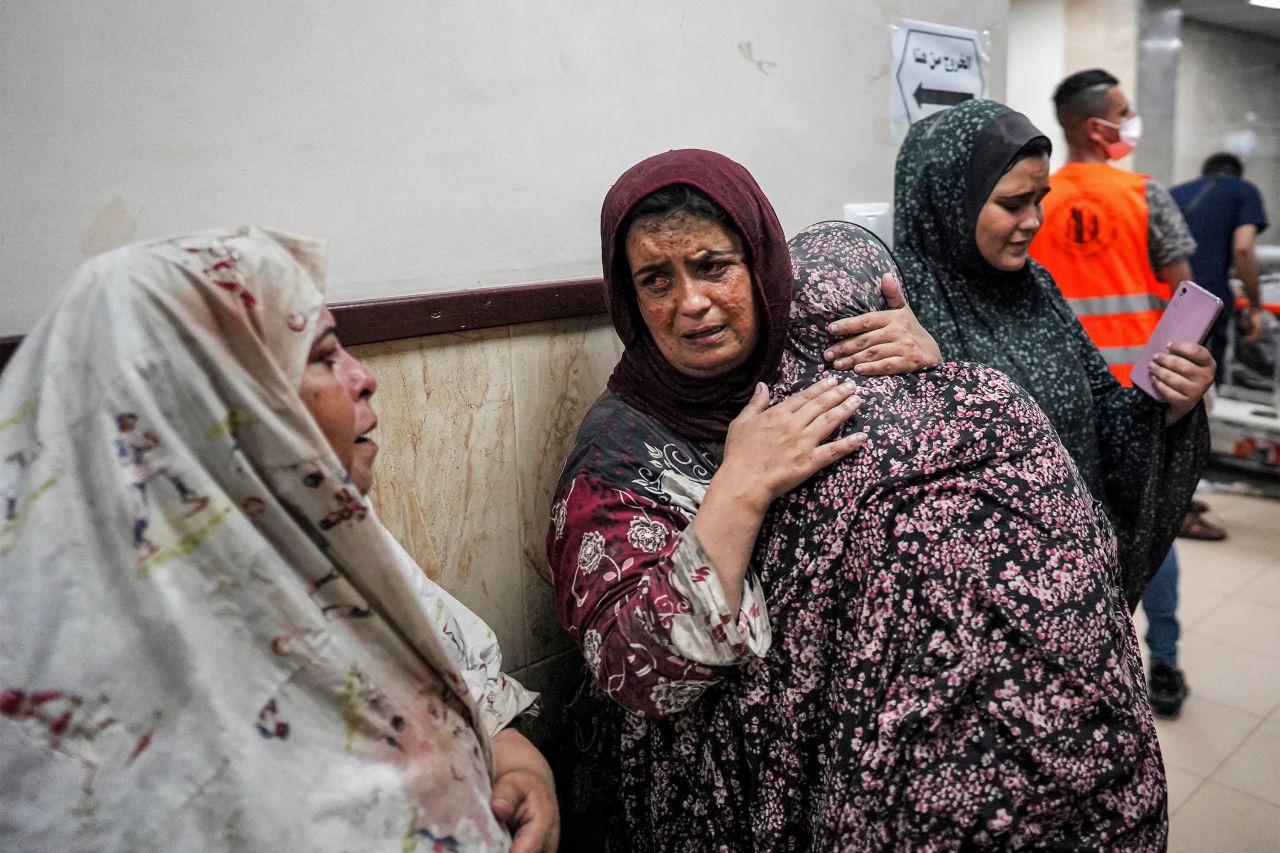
[0,227,533,851]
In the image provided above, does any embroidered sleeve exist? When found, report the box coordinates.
[547,473,771,718]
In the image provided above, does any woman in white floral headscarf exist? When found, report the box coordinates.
[0,227,557,852]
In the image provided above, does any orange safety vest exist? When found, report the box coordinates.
[1030,162,1169,386]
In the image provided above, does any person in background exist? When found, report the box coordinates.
[0,228,558,852]
[1171,151,1270,380]
[1029,69,1215,718]
[1168,153,1271,543]
[1172,151,1269,540]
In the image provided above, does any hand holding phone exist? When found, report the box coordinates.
[1132,281,1223,401]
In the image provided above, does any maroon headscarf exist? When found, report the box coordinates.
[600,149,793,442]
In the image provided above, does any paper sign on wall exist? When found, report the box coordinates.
[890,19,986,125]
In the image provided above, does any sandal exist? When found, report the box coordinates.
[1190,498,1210,514]
[1178,510,1227,541]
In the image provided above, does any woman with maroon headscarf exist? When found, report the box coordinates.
[548,150,938,723]
[545,150,938,846]
[546,151,1164,851]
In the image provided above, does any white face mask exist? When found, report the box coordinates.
[1095,115,1143,160]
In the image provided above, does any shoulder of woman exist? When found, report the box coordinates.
[560,390,704,489]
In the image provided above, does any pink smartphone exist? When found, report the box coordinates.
[1132,280,1223,399]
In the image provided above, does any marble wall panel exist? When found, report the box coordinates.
[352,328,529,669]
[510,316,623,663]
[1065,0,1138,93]
[348,317,623,679]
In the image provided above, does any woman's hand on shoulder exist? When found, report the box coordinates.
[491,728,560,853]
[1151,341,1215,426]
[719,378,867,509]
[691,379,866,613]
[823,274,941,375]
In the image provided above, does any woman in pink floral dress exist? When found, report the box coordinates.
[547,152,1165,851]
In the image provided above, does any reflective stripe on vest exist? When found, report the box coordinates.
[1030,163,1167,387]
[1096,344,1147,366]
[1068,292,1167,317]
[1075,307,1163,351]
[1095,345,1147,388]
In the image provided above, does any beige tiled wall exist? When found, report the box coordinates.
[350,316,623,742]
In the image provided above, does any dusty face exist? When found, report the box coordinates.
[975,154,1051,272]
[625,214,760,378]
[299,308,379,494]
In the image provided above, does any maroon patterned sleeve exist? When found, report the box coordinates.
[547,473,770,718]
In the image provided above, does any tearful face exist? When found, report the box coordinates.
[626,214,761,378]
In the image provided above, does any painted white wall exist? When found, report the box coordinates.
[1006,0,1068,169]
[1174,20,1280,244]
[0,1,1008,336]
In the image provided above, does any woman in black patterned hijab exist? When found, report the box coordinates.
[893,99,1208,609]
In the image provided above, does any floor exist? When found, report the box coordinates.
[1133,487,1280,852]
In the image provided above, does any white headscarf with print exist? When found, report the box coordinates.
[0,227,534,851]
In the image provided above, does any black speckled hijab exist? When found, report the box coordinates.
[892,99,1111,477]
[894,99,1209,609]
[893,100,1064,386]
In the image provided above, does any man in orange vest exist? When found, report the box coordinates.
[1031,68,1216,719]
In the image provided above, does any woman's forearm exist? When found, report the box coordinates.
[550,473,768,717]
[492,728,554,787]
[689,467,769,617]
[690,378,865,615]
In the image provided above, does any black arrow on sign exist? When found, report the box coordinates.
[914,83,973,108]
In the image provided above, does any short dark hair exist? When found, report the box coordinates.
[1202,152,1243,177]
[624,184,734,235]
[1053,68,1119,122]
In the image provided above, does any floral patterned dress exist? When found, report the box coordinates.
[548,396,771,720]
[549,222,1165,851]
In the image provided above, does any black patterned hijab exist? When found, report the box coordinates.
[894,99,1208,609]
[893,100,1065,389]
[892,101,1112,471]
[783,221,898,374]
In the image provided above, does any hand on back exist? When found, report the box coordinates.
[823,275,942,375]
[718,377,867,512]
